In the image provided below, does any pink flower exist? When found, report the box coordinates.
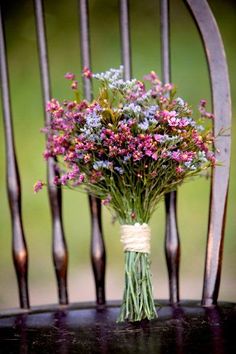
[172,150,195,163]
[163,83,174,91]
[200,99,207,107]
[43,149,51,160]
[72,173,85,186]
[161,150,170,159]
[46,99,60,112]
[60,174,68,185]
[64,72,75,80]
[143,71,160,84]
[53,107,64,118]
[71,80,78,90]
[171,151,181,162]
[67,101,77,110]
[206,151,216,166]
[199,99,214,119]
[150,171,157,178]
[205,112,214,119]
[102,195,112,206]
[160,110,170,120]
[82,67,93,78]
[53,176,60,185]
[154,134,163,142]
[178,118,190,128]
[78,173,85,183]
[133,151,143,161]
[168,117,180,127]
[84,154,91,163]
[160,110,177,122]
[145,150,153,157]
[33,180,44,193]
[152,152,158,160]
[176,166,184,174]
[68,165,80,180]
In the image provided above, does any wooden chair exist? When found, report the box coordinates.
[0,0,235,353]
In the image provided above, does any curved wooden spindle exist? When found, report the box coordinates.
[0,6,29,309]
[89,197,106,306]
[161,0,180,305]
[79,0,106,306]
[119,0,132,80]
[185,0,231,306]
[34,0,68,305]
[164,191,180,304]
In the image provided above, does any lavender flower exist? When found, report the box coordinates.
[114,166,124,174]
[138,119,150,131]
[93,160,112,170]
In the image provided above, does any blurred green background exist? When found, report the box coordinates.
[0,0,235,309]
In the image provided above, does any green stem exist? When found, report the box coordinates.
[117,251,157,322]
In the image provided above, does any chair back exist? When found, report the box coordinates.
[0,0,231,310]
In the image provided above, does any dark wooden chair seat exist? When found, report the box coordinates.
[1,301,235,354]
[0,0,234,353]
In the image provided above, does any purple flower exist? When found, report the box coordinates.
[114,166,124,174]
[138,119,149,130]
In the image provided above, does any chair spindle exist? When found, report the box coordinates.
[119,0,132,80]
[34,0,69,305]
[161,0,180,305]
[79,0,106,306]
[0,6,29,309]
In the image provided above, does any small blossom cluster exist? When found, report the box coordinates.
[36,67,215,223]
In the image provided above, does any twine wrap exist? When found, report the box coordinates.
[120,223,151,254]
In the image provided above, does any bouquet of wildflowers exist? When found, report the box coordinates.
[35,66,215,322]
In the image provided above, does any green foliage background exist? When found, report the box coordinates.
[0,0,235,308]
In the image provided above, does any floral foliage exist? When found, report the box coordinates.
[38,66,215,224]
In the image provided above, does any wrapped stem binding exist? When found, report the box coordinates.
[118,223,156,322]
